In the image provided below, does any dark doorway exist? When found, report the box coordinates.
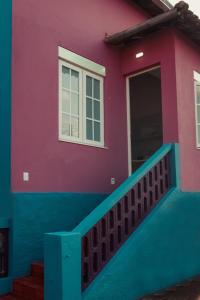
[129,67,163,172]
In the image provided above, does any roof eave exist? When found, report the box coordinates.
[105,1,200,48]
[105,8,179,46]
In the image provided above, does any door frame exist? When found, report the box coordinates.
[126,65,161,176]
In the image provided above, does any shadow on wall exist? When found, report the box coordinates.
[11,192,107,277]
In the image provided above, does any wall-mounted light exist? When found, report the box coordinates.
[136,52,144,59]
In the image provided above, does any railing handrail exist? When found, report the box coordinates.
[73,143,173,236]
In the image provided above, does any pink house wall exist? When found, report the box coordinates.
[13,1,198,193]
[11,0,148,193]
[121,28,200,192]
[174,32,200,191]
[121,29,179,144]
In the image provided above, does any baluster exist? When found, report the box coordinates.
[82,151,172,289]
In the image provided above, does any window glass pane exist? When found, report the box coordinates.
[86,76,93,97]
[62,114,70,136]
[71,92,79,115]
[94,79,100,99]
[94,121,101,142]
[94,100,100,121]
[62,90,70,113]
[62,66,70,89]
[86,98,93,118]
[197,125,200,145]
[197,84,200,104]
[71,70,79,92]
[71,117,79,138]
[86,119,93,140]
[197,105,200,122]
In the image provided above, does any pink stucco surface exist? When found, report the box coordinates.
[121,29,179,145]
[13,1,199,193]
[174,32,200,191]
[121,28,200,192]
[11,0,148,193]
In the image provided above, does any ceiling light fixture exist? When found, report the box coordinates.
[136,52,144,59]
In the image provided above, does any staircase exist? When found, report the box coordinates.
[0,263,44,300]
[44,144,182,300]
[1,144,183,300]
[76,144,175,290]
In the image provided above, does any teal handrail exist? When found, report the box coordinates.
[74,144,173,236]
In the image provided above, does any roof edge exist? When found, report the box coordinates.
[105,8,179,45]
[105,1,200,48]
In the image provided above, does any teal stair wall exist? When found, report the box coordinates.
[83,189,200,300]
[45,144,181,300]
[11,192,107,277]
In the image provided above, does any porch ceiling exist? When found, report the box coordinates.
[105,1,200,47]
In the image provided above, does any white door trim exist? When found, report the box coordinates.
[126,76,132,176]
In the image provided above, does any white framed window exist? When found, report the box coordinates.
[194,71,200,148]
[58,50,105,147]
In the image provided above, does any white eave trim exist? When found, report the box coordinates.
[58,46,106,77]
[159,0,173,9]
[194,70,200,82]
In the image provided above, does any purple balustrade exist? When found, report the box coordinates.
[82,153,171,290]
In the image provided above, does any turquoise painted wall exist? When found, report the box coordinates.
[0,0,12,217]
[0,1,12,292]
[84,189,200,300]
[11,192,106,277]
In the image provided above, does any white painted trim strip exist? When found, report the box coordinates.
[129,66,160,79]
[194,71,200,82]
[126,76,132,176]
[58,47,106,77]
[194,80,200,148]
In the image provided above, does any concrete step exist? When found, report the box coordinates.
[0,262,44,300]
[13,276,43,300]
[31,262,44,281]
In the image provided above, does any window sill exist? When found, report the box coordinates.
[58,137,108,150]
